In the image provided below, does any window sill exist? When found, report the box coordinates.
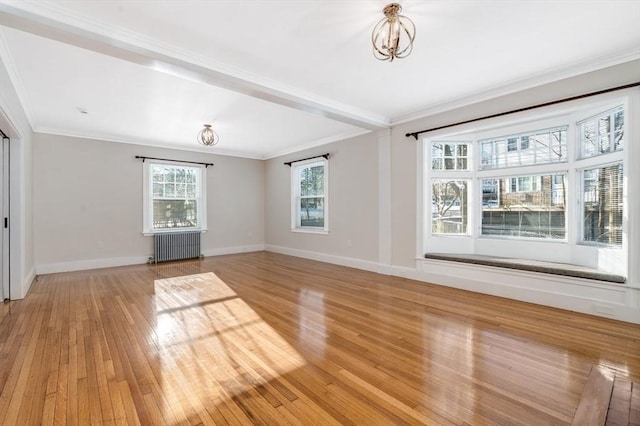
[143,228,207,237]
[291,228,329,235]
[424,253,626,283]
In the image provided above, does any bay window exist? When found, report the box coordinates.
[423,96,631,277]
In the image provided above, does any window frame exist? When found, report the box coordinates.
[419,93,632,277]
[142,159,207,235]
[291,157,329,234]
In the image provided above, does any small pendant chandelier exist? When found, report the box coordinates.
[197,124,219,146]
[372,3,416,62]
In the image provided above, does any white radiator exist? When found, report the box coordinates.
[153,231,202,263]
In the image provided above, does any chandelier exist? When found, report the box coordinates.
[197,124,219,146]
[372,3,416,62]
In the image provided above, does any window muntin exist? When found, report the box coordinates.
[143,161,206,234]
[578,107,624,158]
[582,163,623,246]
[292,159,328,232]
[431,179,469,235]
[480,126,568,170]
[481,174,566,240]
[431,142,469,170]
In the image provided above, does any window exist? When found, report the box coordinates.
[431,142,469,170]
[291,158,328,233]
[481,174,566,239]
[506,175,542,193]
[480,126,568,169]
[579,107,624,158]
[143,161,206,234]
[582,163,623,246]
[432,179,469,235]
[423,96,631,276]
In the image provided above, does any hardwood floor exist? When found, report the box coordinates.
[1,251,639,425]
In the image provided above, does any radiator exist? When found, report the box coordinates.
[153,231,202,263]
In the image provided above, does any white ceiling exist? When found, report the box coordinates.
[0,0,639,159]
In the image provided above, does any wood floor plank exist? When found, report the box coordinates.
[571,364,615,425]
[1,251,639,425]
[606,377,632,426]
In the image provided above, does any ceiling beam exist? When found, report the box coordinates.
[0,3,389,131]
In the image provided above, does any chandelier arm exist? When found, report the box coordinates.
[394,20,416,57]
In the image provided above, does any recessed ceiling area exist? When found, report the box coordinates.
[0,0,638,158]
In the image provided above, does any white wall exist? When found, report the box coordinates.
[265,132,380,270]
[33,133,265,273]
[0,51,34,299]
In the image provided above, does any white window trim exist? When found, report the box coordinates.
[142,159,207,235]
[291,157,329,234]
[419,91,635,277]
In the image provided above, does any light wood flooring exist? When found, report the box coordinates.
[1,251,639,425]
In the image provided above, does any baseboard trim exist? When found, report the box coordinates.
[36,256,151,275]
[202,244,265,257]
[35,244,267,275]
[265,245,381,273]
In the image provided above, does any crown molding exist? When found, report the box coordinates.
[0,1,388,131]
[33,127,268,160]
[391,48,640,126]
[34,126,376,161]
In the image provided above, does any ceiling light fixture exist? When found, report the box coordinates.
[372,3,415,62]
[197,124,219,146]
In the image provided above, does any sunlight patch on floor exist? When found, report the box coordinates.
[152,272,307,423]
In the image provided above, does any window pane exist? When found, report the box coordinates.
[481,142,494,169]
[153,200,198,229]
[480,127,567,169]
[164,183,175,198]
[481,175,566,239]
[186,184,196,199]
[444,158,455,170]
[482,179,499,208]
[300,165,324,196]
[579,107,623,158]
[153,183,163,197]
[432,142,469,170]
[432,180,468,235]
[583,163,623,246]
[614,109,624,151]
[176,183,186,198]
[299,197,324,227]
